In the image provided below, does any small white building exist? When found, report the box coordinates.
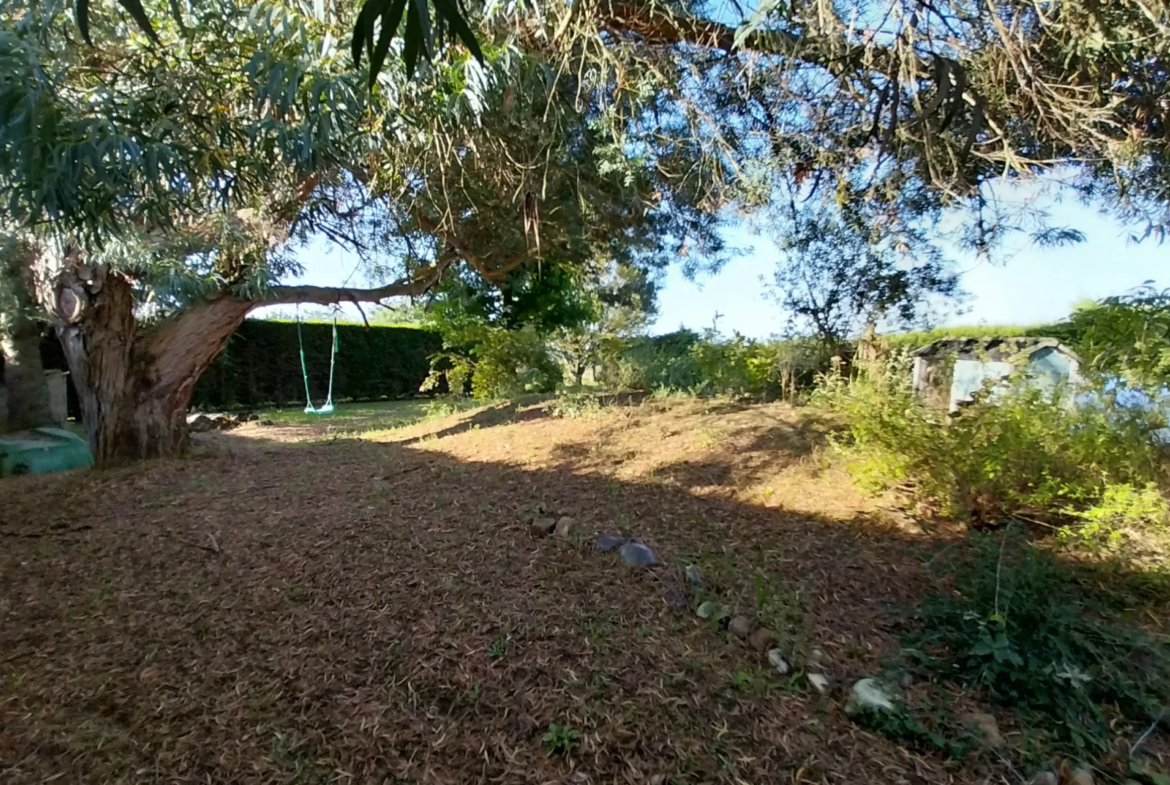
[911,337,1082,411]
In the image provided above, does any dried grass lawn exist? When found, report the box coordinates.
[0,397,1093,783]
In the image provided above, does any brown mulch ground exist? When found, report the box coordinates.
[0,399,1056,783]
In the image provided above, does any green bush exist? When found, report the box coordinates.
[601,330,703,392]
[550,392,603,419]
[819,371,1169,540]
[600,330,834,400]
[908,528,1170,757]
[424,324,562,400]
[192,320,442,409]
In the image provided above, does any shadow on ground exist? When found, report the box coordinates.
[0,417,1164,784]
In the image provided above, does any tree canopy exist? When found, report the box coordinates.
[4,0,1170,463]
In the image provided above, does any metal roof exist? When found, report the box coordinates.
[911,337,1082,364]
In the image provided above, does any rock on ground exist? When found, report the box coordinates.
[807,673,830,693]
[728,616,756,639]
[844,678,901,718]
[960,710,1004,749]
[593,535,628,553]
[747,627,778,652]
[531,517,557,536]
[619,541,659,567]
[554,516,574,538]
[696,600,725,620]
[767,649,791,675]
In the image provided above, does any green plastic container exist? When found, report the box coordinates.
[0,427,93,477]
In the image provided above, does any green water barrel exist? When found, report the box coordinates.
[0,427,93,477]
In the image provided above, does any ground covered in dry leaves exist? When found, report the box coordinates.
[0,398,1151,784]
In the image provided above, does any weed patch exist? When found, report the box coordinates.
[905,528,1170,759]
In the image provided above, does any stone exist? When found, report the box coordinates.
[844,678,901,718]
[961,710,1004,749]
[696,600,724,620]
[685,565,707,589]
[767,648,791,675]
[1029,773,1057,785]
[593,535,628,553]
[1069,768,1094,785]
[554,516,575,538]
[619,541,659,567]
[808,648,826,667]
[187,414,215,433]
[532,517,557,536]
[728,615,756,639]
[663,587,687,612]
[747,627,779,653]
[648,776,665,785]
[807,673,830,693]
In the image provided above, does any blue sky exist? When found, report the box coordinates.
[263,195,1165,337]
[655,200,1167,338]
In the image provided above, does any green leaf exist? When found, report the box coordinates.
[368,0,407,89]
[432,0,483,64]
[411,0,433,58]
[351,0,387,67]
[116,0,161,44]
[75,0,93,46]
[403,3,421,78]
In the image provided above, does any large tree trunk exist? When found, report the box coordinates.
[0,239,54,430]
[40,257,252,466]
[33,245,451,467]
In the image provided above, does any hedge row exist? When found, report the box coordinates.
[18,320,440,415]
[191,320,442,410]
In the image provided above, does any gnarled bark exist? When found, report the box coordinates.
[35,247,453,467]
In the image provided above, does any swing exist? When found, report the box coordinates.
[296,309,338,415]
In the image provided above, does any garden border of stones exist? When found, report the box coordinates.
[525,506,1095,785]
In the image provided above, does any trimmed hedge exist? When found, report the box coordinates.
[191,320,442,410]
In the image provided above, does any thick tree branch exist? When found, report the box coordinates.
[412,211,538,283]
[258,259,451,307]
[599,0,800,55]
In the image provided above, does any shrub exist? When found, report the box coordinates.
[819,372,1170,539]
[550,392,603,419]
[600,330,703,392]
[423,324,562,400]
[600,330,835,400]
[907,528,1170,757]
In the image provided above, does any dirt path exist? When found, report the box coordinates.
[2,399,994,784]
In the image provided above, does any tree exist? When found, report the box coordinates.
[569,0,1170,244]
[10,0,1170,466]
[1,0,726,464]
[1068,285,1170,390]
[550,263,656,386]
[771,209,961,344]
[0,0,455,463]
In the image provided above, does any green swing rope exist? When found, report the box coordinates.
[296,311,338,415]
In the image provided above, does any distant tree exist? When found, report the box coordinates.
[371,301,427,326]
[771,210,961,345]
[550,263,656,386]
[1068,285,1170,390]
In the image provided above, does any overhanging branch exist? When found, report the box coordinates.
[257,259,451,308]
